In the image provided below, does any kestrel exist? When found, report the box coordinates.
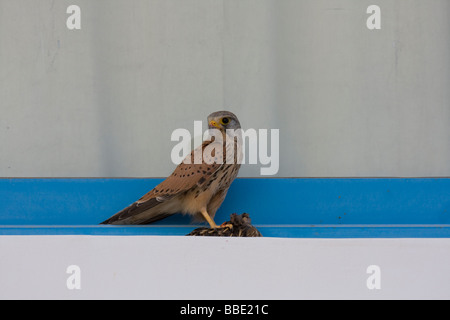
[101,111,242,228]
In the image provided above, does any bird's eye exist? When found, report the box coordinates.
[220,117,230,125]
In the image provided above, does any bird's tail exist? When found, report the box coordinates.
[100,198,174,225]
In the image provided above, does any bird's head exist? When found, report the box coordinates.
[207,111,241,133]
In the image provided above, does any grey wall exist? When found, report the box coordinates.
[1,0,449,177]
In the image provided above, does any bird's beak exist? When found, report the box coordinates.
[209,120,221,129]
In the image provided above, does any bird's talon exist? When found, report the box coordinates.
[219,222,233,229]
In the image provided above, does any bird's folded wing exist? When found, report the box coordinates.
[100,140,224,224]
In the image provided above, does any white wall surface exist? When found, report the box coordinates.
[0,0,449,177]
[0,236,449,300]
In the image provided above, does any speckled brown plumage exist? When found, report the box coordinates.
[187,213,262,237]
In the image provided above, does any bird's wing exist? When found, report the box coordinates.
[100,140,224,225]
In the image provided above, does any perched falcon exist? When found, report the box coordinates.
[101,111,242,228]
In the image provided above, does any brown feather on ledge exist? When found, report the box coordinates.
[187,213,262,237]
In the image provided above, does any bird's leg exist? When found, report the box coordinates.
[200,208,219,228]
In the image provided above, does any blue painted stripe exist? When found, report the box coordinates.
[0,225,449,238]
[0,178,449,237]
